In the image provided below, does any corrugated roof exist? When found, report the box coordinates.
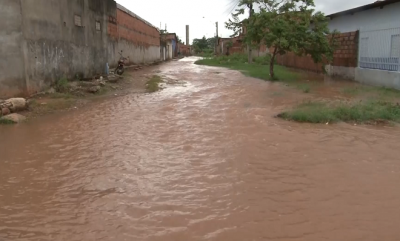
[117,3,159,30]
[327,0,400,18]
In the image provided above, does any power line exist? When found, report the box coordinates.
[224,0,240,17]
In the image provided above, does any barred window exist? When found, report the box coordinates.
[96,21,101,31]
[390,34,400,58]
[74,15,82,27]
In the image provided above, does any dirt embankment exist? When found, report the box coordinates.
[0,63,165,123]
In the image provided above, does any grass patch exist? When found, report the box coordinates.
[55,76,69,92]
[297,84,311,93]
[341,86,400,100]
[28,99,76,114]
[279,101,400,124]
[0,118,15,125]
[195,54,298,82]
[146,75,164,93]
[47,92,75,99]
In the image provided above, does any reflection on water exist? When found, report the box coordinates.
[1,57,400,241]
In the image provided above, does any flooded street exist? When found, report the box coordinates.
[1,57,400,241]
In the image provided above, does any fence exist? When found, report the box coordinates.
[358,27,400,71]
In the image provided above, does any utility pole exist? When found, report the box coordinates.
[215,22,219,55]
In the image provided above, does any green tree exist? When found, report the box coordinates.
[176,36,184,44]
[192,36,209,52]
[226,0,255,63]
[231,0,337,79]
[207,36,218,49]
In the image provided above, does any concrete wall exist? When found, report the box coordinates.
[21,0,115,94]
[0,0,160,98]
[355,68,400,90]
[328,2,400,33]
[0,0,26,97]
[325,65,355,80]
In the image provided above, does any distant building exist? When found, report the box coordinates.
[161,33,178,60]
[178,43,192,56]
[217,27,268,57]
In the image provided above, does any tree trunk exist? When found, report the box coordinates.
[269,47,278,80]
[270,53,276,79]
[247,3,253,64]
[269,59,275,79]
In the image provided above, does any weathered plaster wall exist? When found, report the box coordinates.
[0,0,26,97]
[0,0,160,98]
[21,0,116,94]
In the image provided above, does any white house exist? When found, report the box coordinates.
[326,0,400,89]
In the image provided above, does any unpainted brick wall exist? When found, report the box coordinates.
[332,31,358,67]
[108,9,160,47]
[274,31,359,73]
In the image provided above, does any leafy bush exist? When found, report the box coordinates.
[55,76,69,93]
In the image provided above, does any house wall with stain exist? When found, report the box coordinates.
[0,0,160,98]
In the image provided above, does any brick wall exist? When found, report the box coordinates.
[274,31,359,73]
[108,9,160,47]
[179,44,191,55]
[332,31,358,67]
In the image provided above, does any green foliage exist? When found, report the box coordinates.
[227,0,337,79]
[176,35,184,44]
[279,101,400,124]
[341,86,400,99]
[55,76,69,93]
[192,36,217,53]
[226,40,233,49]
[195,54,298,81]
[253,55,271,65]
[297,84,311,93]
[0,119,15,125]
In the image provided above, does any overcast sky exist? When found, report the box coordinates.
[116,0,373,43]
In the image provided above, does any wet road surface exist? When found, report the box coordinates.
[1,57,400,241]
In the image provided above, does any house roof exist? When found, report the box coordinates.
[161,33,177,41]
[326,0,400,18]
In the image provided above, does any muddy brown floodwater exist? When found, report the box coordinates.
[1,57,400,241]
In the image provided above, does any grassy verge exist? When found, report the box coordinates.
[195,54,299,82]
[0,119,15,125]
[146,75,164,93]
[341,86,400,100]
[278,101,400,124]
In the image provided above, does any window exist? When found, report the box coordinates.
[96,21,101,31]
[390,34,400,58]
[74,15,82,27]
